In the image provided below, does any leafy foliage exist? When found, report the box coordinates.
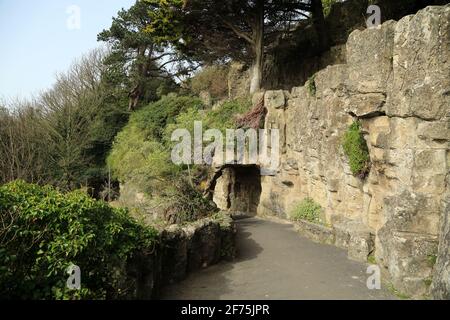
[342,121,371,179]
[190,65,230,100]
[108,130,179,193]
[145,0,323,93]
[0,181,158,300]
[206,99,252,132]
[107,94,218,222]
[0,49,181,194]
[108,95,252,223]
[98,0,180,110]
[322,0,338,16]
[163,97,252,154]
[107,94,204,192]
[131,94,204,141]
[290,198,323,224]
[308,74,317,97]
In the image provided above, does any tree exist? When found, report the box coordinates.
[98,1,181,110]
[146,0,329,94]
[0,49,132,192]
[39,50,106,190]
[0,100,53,185]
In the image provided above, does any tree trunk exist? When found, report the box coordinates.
[250,44,263,95]
[128,46,149,111]
[249,1,264,95]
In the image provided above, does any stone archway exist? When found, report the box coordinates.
[212,165,262,217]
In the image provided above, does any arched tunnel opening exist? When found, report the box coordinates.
[210,165,262,217]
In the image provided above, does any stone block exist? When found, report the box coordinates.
[386,6,450,120]
[346,20,396,93]
[265,90,286,110]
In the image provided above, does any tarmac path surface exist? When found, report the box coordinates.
[162,217,395,300]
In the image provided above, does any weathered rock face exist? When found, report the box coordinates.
[215,5,450,298]
[432,198,450,299]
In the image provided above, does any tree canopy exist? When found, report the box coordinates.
[98,0,179,110]
[145,0,328,93]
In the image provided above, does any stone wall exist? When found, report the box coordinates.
[262,0,450,91]
[127,213,236,299]
[244,6,449,298]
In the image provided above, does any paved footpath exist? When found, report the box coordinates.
[162,217,395,300]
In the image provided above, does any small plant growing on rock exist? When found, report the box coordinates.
[307,74,316,97]
[290,198,323,224]
[342,121,371,179]
[367,254,377,265]
[427,254,437,267]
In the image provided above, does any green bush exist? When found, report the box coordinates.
[108,96,250,223]
[107,129,179,193]
[342,121,371,178]
[107,94,204,192]
[190,65,229,100]
[0,180,158,300]
[133,94,204,141]
[108,95,222,223]
[290,198,323,224]
[164,98,252,142]
[206,99,252,132]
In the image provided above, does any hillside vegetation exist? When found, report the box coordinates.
[1,0,445,300]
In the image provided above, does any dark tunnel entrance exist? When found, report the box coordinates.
[212,165,262,217]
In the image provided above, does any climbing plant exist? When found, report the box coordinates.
[342,121,371,179]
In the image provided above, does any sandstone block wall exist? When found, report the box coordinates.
[256,6,449,298]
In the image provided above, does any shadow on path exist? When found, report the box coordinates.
[161,217,395,300]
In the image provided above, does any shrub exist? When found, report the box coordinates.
[156,178,218,224]
[190,65,229,100]
[107,130,179,193]
[107,95,204,192]
[164,98,252,140]
[0,180,158,300]
[342,121,371,178]
[108,95,249,224]
[164,107,206,147]
[290,198,323,224]
[132,94,204,141]
[206,98,252,132]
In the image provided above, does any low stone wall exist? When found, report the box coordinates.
[254,6,449,299]
[127,213,236,299]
